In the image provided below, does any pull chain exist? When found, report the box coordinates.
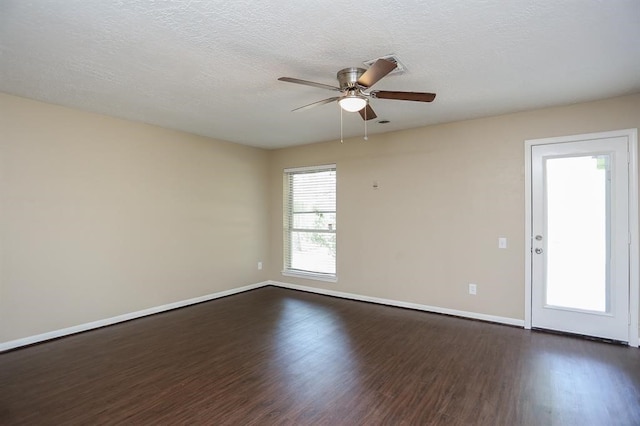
[364,103,368,141]
[340,107,344,143]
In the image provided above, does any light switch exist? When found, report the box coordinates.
[498,237,507,249]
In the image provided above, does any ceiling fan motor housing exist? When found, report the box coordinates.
[337,67,366,90]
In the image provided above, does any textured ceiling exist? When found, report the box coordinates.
[1,1,639,149]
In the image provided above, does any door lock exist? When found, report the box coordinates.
[535,235,543,241]
[535,248,543,254]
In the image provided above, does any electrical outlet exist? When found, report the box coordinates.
[498,237,507,249]
[257,261,263,270]
[469,283,477,295]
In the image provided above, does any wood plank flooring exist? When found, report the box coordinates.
[1,286,639,425]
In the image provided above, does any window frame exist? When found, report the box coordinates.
[282,164,337,282]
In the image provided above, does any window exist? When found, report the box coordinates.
[283,164,337,281]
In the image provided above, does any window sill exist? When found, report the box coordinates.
[281,270,338,283]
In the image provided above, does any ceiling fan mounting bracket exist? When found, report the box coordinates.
[337,67,366,90]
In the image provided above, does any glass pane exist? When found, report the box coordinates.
[290,231,336,274]
[545,155,609,312]
[291,170,336,213]
[293,212,336,230]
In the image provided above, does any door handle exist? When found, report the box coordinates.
[535,248,543,254]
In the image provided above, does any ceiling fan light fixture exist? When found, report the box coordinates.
[338,95,367,112]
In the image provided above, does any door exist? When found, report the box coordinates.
[530,136,630,342]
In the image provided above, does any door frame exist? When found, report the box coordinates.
[524,128,639,347]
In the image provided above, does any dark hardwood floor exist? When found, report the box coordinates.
[1,286,639,425]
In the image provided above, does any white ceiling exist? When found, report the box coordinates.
[1,1,639,149]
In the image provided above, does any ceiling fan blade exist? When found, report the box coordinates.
[278,77,341,91]
[292,97,340,112]
[371,91,436,102]
[357,58,397,88]
[358,104,377,121]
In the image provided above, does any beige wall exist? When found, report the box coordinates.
[2,91,639,345]
[267,93,640,322]
[0,93,269,342]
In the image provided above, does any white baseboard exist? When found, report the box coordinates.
[0,281,270,352]
[268,280,525,327]
[6,280,633,352]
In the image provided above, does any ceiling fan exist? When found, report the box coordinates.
[278,58,436,120]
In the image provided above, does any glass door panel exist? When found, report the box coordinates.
[545,155,609,313]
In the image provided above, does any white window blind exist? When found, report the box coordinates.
[283,165,336,280]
